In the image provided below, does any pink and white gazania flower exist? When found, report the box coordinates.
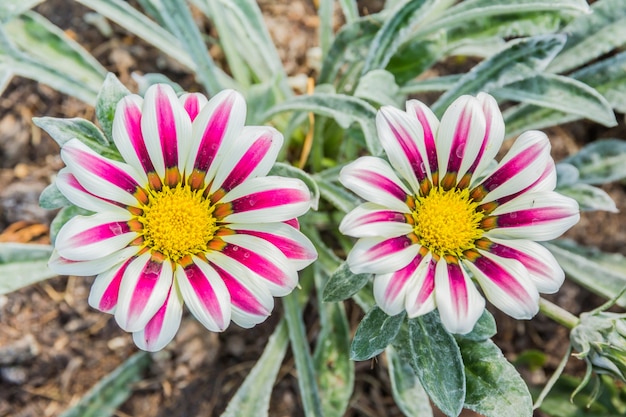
[49,84,317,351]
[339,93,579,334]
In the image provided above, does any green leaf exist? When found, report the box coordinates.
[544,240,626,308]
[503,103,578,139]
[432,34,566,115]
[491,74,616,128]
[361,0,437,75]
[455,310,497,342]
[386,35,446,85]
[221,321,289,417]
[399,74,462,95]
[0,243,55,295]
[316,177,360,214]
[39,182,71,209]
[572,52,626,114]
[4,11,106,90]
[459,339,533,417]
[406,313,465,417]
[556,163,580,187]
[354,69,402,107]
[562,139,626,185]
[351,307,406,361]
[557,183,618,213]
[322,261,371,302]
[314,267,354,417]
[387,345,433,417]
[0,0,44,22]
[264,93,381,156]
[59,352,151,417]
[269,162,320,210]
[338,0,359,24]
[95,73,130,142]
[548,0,626,74]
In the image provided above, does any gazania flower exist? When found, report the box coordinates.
[49,84,317,351]
[339,93,579,334]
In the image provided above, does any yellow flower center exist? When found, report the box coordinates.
[412,187,484,258]
[137,184,217,262]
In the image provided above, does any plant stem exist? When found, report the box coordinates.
[539,297,580,329]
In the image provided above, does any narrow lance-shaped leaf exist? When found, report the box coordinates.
[322,261,371,302]
[432,34,566,115]
[0,0,44,22]
[491,73,616,127]
[95,73,130,142]
[557,183,618,213]
[572,51,626,114]
[39,182,71,210]
[0,243,56,295]
[561,138,626,185]
[386,345,434,417]
[459,339,533,417]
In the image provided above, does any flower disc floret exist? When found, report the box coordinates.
[339,93,580,335]
[138,184,217,263]
[412,187,484,258]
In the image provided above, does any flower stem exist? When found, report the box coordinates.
[539,297,580,329]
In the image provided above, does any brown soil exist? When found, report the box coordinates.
[1,1,625,417]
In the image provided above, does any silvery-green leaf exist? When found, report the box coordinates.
[562,138,626,185]
[355,69,402,107]
[387,345,433,417]
[491,73,616,127]
[557,183,618,213]
[0,0,43,22]
[316,177,361,214]
[39,182,71,210]
[403,313,466,417]
[400,74,462,95]
[572,51,626,114]
[351,307,406,361]
[455,310,497,342]
[59,352,150,417]
[432,35,566,115]
[544,240,626,307]
[503,104,578,139]
[263,93,380,156]
[95,73,130,142]
[556,162,580,187]
[0,243,55,295]
[386,34,446,85]
[221,321,289,417]
[459,339,533,417]
[322,261,371,302]
[548,0,626,74]
[338,0,359,24]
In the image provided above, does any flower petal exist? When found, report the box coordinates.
[464,250,539,319]
[49,246,138,276]
[210,126,283,194]
[176,257,231,332]
[405,100,439,183]
[347,235,419,275]
[209,260,274,329]
[228,222,317,270]
[54,212,135,261]
[112,94,153,184]
[88,258,131,313]
[405,254,437,318]
[141,84,192,185]
[186,89,246,190]
[436,95,487,188]
[339,156,411,213]
[484,191,580,241]
[56,168,127,213]
[434,258,485,334]
[340,202,413,238]
[133,284,183,352]
[216,176,312,223]
[480,237,564,294]
[115,253,173,332]
[61,139,145,207]
[474,131,552,204]
[377,105,430,191]
[179,92,208,121]
[217,233,299,296]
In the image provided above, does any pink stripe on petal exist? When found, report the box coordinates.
[72,221,131,246]
[212,263,268,316]
[123,101,156,175]
[182,262,225,324]
[355,171,407,201]
[236,229,311,262]
[183,94,201,121]
[490,207,575,228]
[229,188,309,214]
[470,256,527,303]
[128,259,164,322]
[220,134,273,192]
[488,162,554,207]
[412,106,438,176]
[446,262,469,317]
[193,95,235,172]
[155,86,179,170]
[486,241,543,275]
[415,259,435,306]
[479,142,544,194]
[387,121,428,184]
[222,243,288,287]
[141,289,170,341]
[98,260,129,311]
[446,109,472,175]
[384,254,422,301]
[369,235,414,259]
[284,218,300,229]
[356,210,408,226]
